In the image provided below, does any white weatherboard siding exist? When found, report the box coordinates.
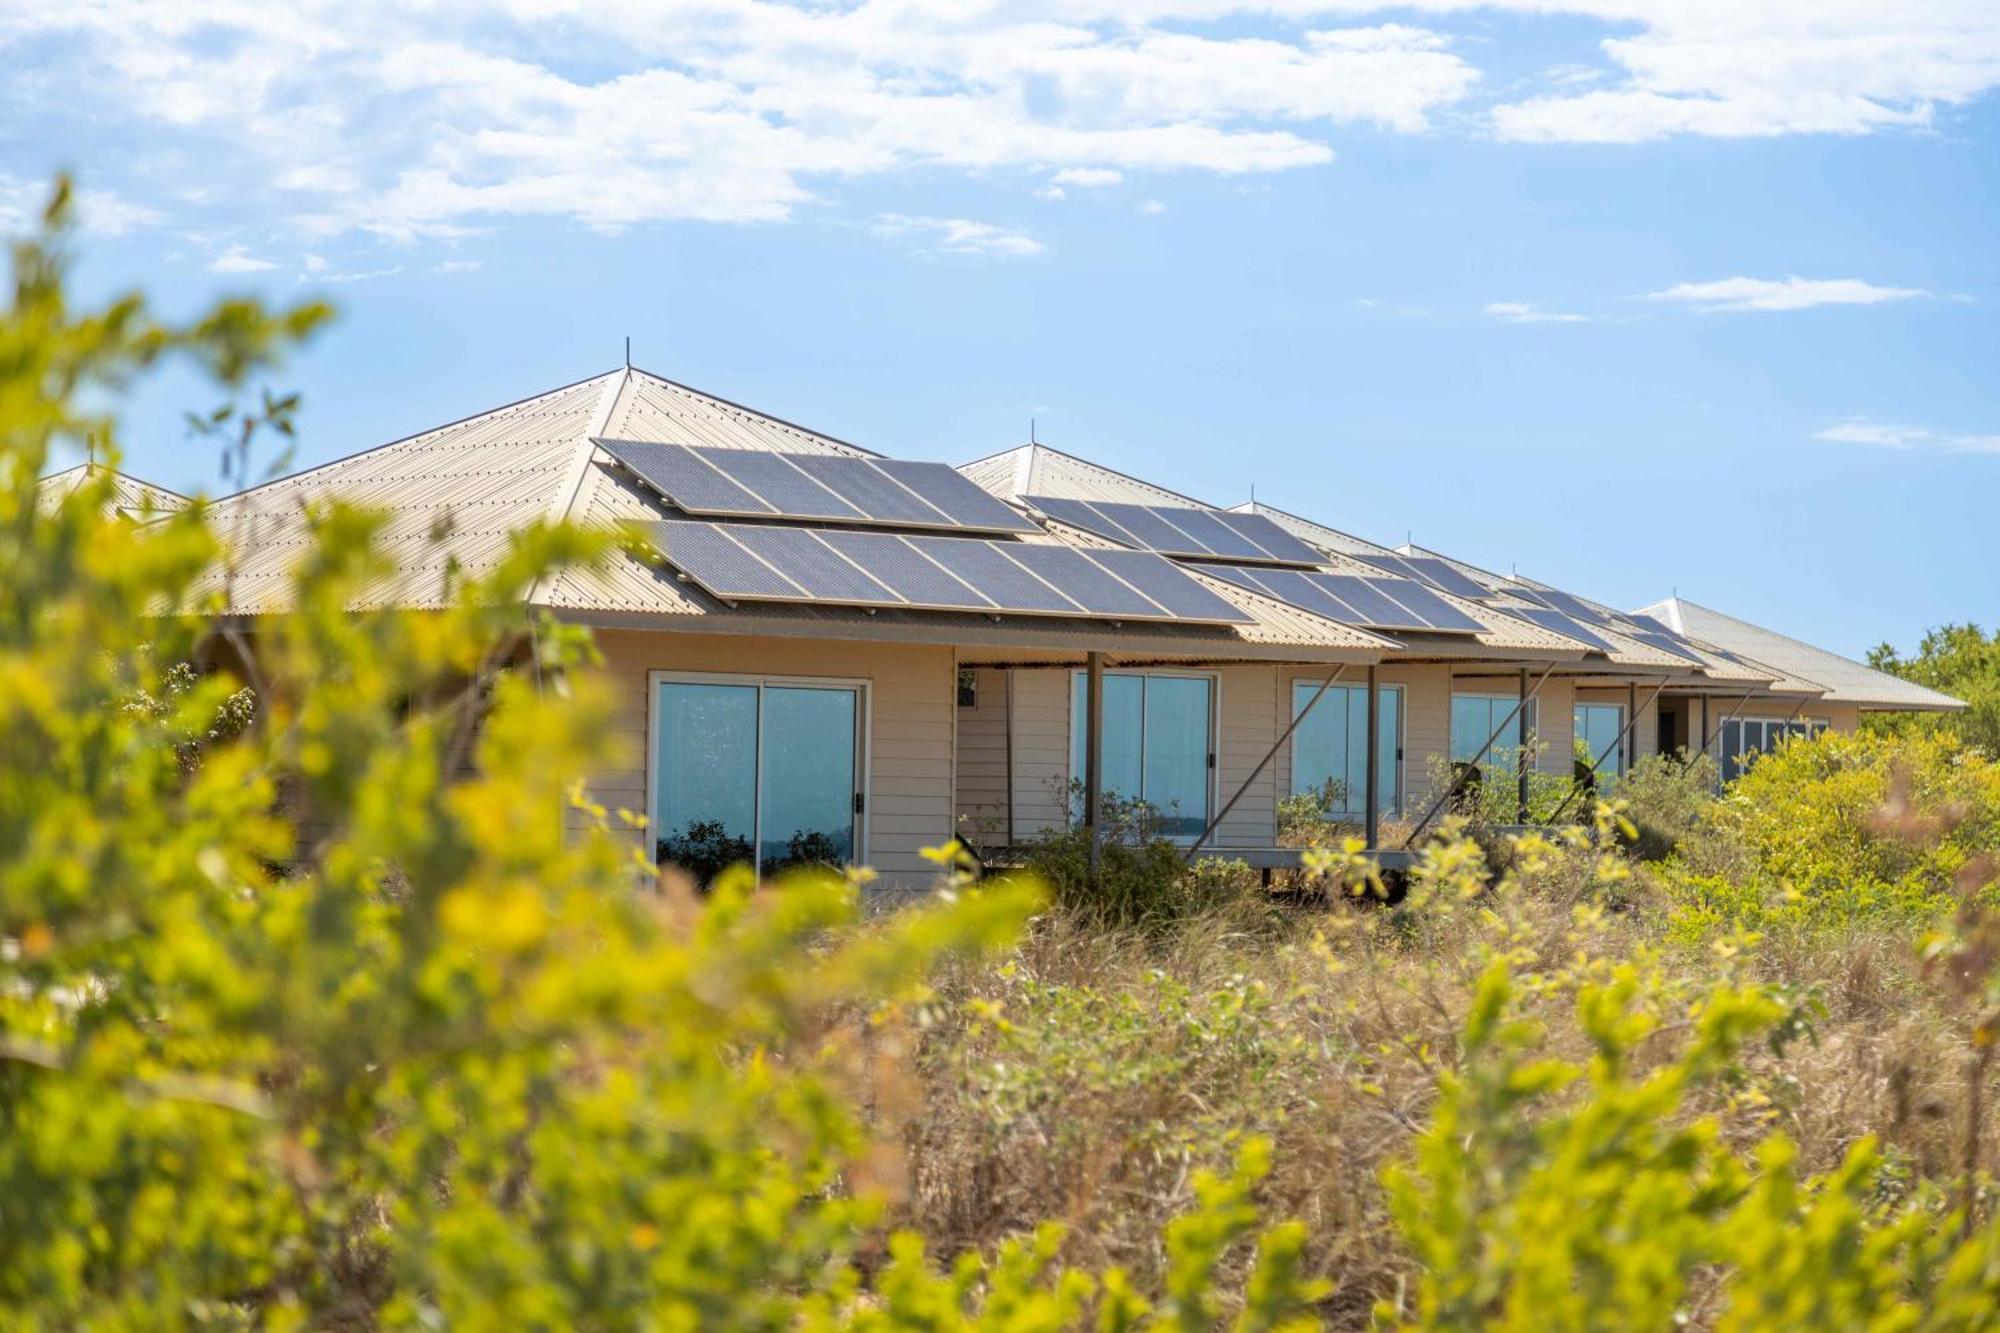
[954,667,1011,842]
[588,629,956,887]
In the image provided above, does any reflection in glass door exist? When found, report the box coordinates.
[1069,671,1214,839]
[653,676,862,883]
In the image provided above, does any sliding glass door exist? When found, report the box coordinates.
[1069,671,1215,839]
[652,675,862,883]
[1290,682,1402,819]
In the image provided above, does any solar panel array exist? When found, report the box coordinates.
[1352,552,1493,601]
[1498,584,1707,663]
[601,439,1039,535]
[646,520,1252,624]
[1194,563,1485,634]
[1022,495,1324,565]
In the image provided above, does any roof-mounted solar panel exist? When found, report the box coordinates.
[601,440,1036,535]
[641,520,1248,624]
[1216,511,1325,564]
[869,459,1040,532]
[1021,495,1321,565]
[1512,606,1617,652]
[1397,556,1492,601]
[1532,587,1617,627]
[1195,564,1481,635]
[1623,629,1706,665]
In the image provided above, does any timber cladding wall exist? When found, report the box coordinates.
[584,628,957,885]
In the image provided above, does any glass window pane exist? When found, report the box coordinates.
[1379,688,1402,817]
[655,682,758,881]
[1142,677,1211,838]
[1291,682,1350,813]
[1451,696,1492,763]
[1071,673,1145,820]
[759,686,858,874]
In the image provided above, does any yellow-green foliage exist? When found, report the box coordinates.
[1660,730,2000,935]
[0,183,1328,1329]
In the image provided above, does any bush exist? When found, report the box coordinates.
[1613,750,1720,861]
[1658,730,2000,935]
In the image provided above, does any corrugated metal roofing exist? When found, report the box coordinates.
[37,463,191,518]
[1638,598,1965,711]
[958,443,1210,507]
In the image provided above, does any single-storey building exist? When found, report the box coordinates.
[78,366,1965,891]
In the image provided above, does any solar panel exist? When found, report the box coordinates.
[1311,574,1449,630]
[1498,584,1558,611]
[727,525,900,602]
[599,441,777,516]
[815,529,993,609]
[1361,578,1485,632]
[1398,556,1492,601]
[787,455,954,526]
[904,537,1084,615]
[1086,549,1250,622]
[695,450,864,521]
[1149,506,1268,560]
[1625,630,1704,664]
[1354,552,1421,581]
[1534,587,1615,626]
[1230,567,1357,621]
[648,521,807,599]
[1513,606,1616,651]
[872,460,1039,532]
[1028,495,1142,545]
[1085,501,1201,552]
[1002,544,1165,617]
[1215,511,1324,564]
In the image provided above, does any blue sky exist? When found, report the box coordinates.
[5,1,1996,657]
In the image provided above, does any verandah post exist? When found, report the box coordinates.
[1085,651,1104,879]
[1365,664,1381,850]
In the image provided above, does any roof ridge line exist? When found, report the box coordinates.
[625,364,883,458]
[216,366,627,503]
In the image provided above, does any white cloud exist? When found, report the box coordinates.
[0,173,161,236]
[1484,299,1589,324]
[431,258,481,273]
[0,4,1481,238]
[1050,167,1125,188]
[208,244,277,273]
[1647,276,1929,312]
[1035,185,1067,201]
[873,214,1045,257]
[1814,419,2000,454]
[1138,197,1167,214]
[1481,2,2000,143]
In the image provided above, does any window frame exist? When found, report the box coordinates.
[1285,677,1407,819]
[1067,667,1221,844]
[1572,701,1628,781]
[1450,691,1540,766]
[1719,714,1830,781]
[646,669,872,877]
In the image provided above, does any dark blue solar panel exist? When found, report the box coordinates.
[1514,606,1616,651]
[1310,574,1437,630]
[815,529,993,608]
[1079,549,1251,623]
[1499,584,1558,610]
[1214,511,1323,564]
[1235,567,1360,622]
[1028,495,1140,546]
[727,525,900,603]
[907,537,1082,614]
[1398,556,1493,601]
[873,460,1038,532]
[602,440,776,515]
[1535,587,1616,626]
[647,521,806,599]
[1360,578,1484,632]
[695,448,864,521]
[1003,544,1165,617]
[1091,502,1210,553]
[1626,630,1705,664]
[785,455,956,527]
[1149,506,1267,559]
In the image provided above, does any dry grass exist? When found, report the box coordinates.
[891,845,1985,1326]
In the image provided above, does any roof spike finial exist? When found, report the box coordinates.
[1030,417,1036,445]
[624,336,631,369]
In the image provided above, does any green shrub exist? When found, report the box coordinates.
[1612,750,1720,861]
[1658,730,2000,936]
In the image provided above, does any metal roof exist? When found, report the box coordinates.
[37,463,190,518]
[1637,598,1965,712]
[958,442,1212,508]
